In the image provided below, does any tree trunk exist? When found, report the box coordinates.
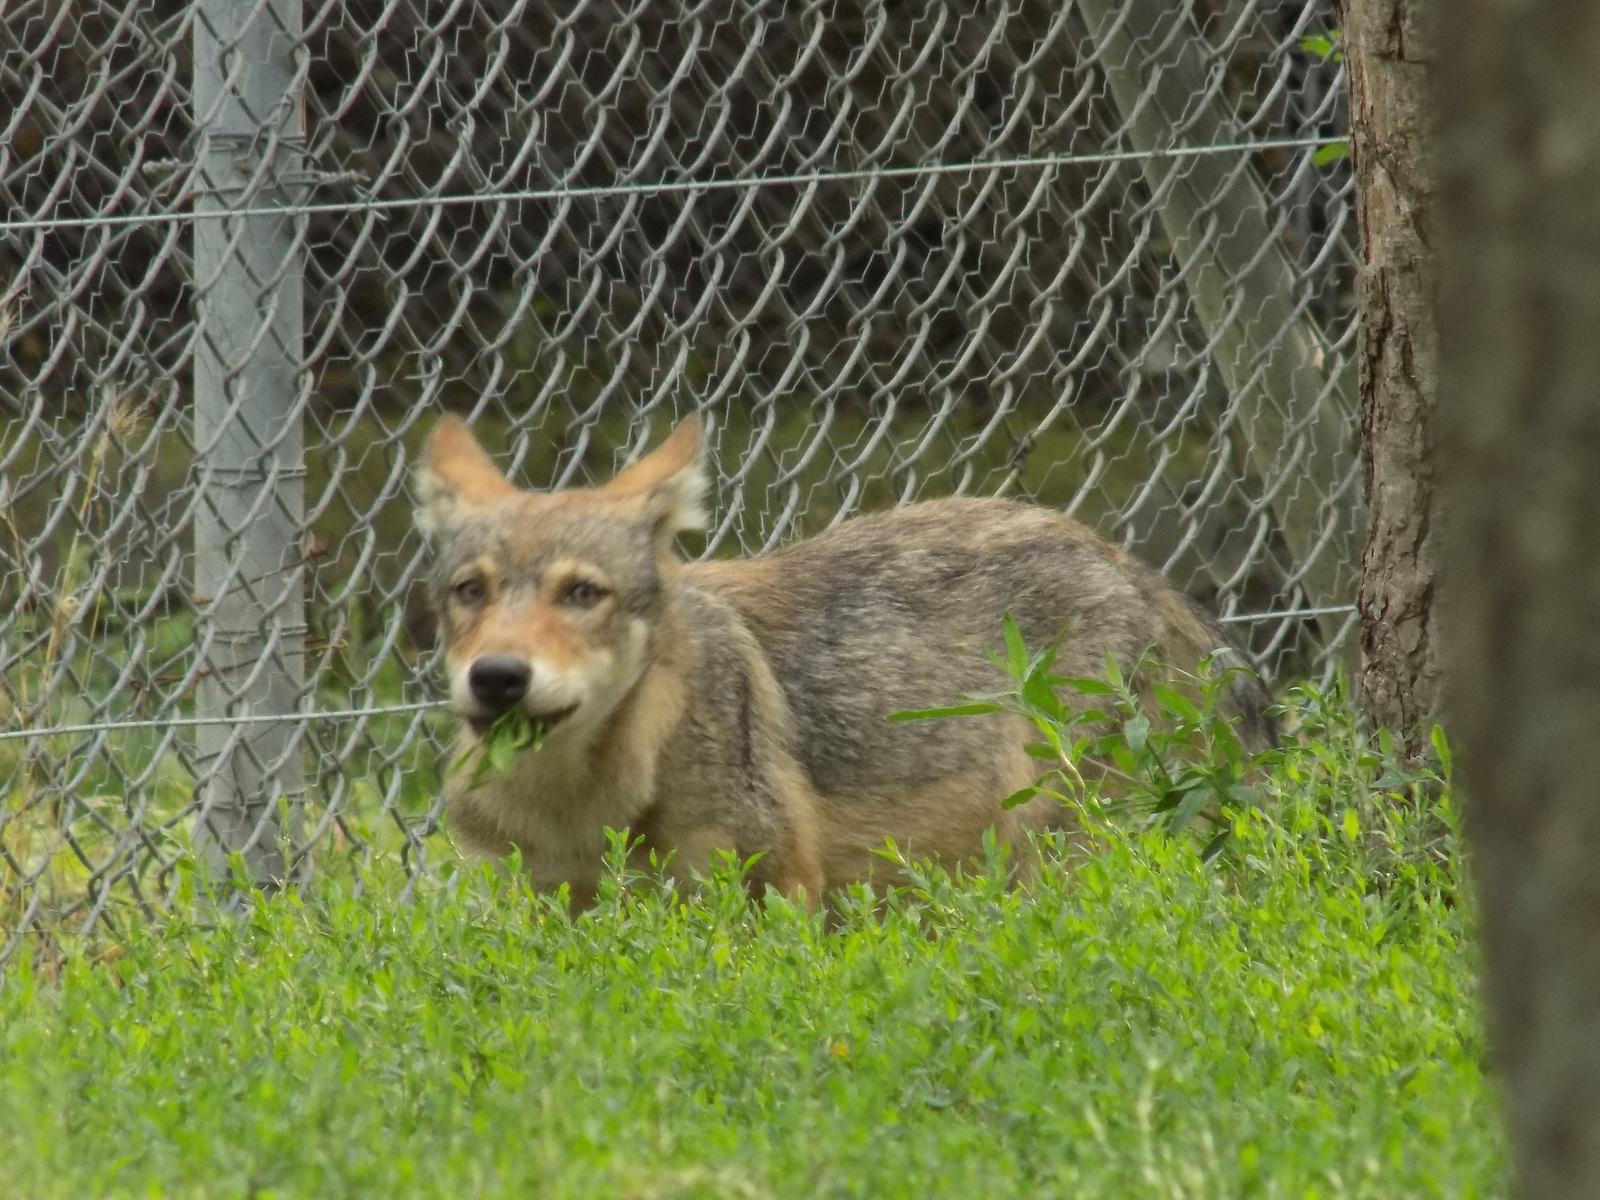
[1438,5,1600,1198]
[1342,0,1441,757]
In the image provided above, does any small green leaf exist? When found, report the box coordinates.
[1123,715,1150,755]
[1228,784,1264,810]
[489,738,514,776]
[1342,808,1360,840]
[1002,613,1028,677]
[1212,721,1244,763]
[1062,677,1117,695]
[1313,142,1351,166]
[1199,828,1232,862]
[1021,671,1064,720]
[458,709,547,791]
[888,703,1007,723]
[1000,784,1042,810]
[1151,683,1200,722]
[1169,785,1214,833]
[1299,30,1343,60]
[1151,786,1183,815]
[1430,724,1452,777]
[1012,1007,1039,1039]
[1026,636,1064,683]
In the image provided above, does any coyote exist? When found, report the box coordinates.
[417,416,1272,908]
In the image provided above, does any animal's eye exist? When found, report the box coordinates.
[561,579,609,608]
[451,576,486,606]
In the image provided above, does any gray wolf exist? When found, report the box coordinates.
[416,415,1273,909]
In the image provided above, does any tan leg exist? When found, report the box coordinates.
[664,825,741,881]
[565,877,598,915]
[773,850,826,912]
[446,795,515,859]
[772,783,827,911]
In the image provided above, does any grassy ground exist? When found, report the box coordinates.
[0,691,1500,1200]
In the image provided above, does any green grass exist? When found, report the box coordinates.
[0,692,1501,1200]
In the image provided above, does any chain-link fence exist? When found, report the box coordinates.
[1,0,1359,959]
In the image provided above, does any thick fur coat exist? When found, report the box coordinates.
[417,416,1272,908]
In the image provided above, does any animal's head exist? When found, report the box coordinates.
[414,416,708,736]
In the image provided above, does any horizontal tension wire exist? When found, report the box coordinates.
[0,136,1350,237]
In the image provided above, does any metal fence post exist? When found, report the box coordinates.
[190,0,307,883]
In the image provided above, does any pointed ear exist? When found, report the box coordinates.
[603,416,710,540]
[414,416,518,535]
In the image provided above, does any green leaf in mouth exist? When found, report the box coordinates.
[452,709,547,791]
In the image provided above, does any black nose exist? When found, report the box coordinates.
[467,655,531,713]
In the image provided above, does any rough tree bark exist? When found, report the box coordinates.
[1438,4,1600,1197]
[1341,0,1441,757]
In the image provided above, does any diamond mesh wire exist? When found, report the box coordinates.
[0,0,1359,958]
